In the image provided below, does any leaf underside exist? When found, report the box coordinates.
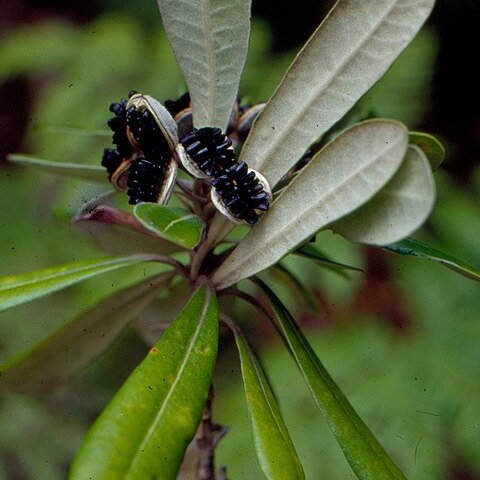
[240,0,435,188]
[332,145,436,245]
[157,0,251,130]
[213,120,408,288]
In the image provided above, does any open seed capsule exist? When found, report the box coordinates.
[126,154,177,205]
[177,127,236,179]
[101,92,180,206]
[164,92,192,141]
[210,162,272,225]
[126,94,179,151]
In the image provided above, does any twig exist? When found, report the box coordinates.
[195,386,216,480]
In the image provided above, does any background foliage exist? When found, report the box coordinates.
[0,0,479,478]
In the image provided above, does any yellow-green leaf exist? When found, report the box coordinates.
[69,282,218,480]
[0,254,164,313]
[134,204,204,249]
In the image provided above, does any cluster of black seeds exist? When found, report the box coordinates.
[101,92,174,205]
[127,153,171,204]
[124,106,171,205]
[212,161,270,225]
[181,127,270,224]
[101,97,132,178]
[181,127,236,177]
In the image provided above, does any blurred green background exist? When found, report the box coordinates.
[1,0,479,479]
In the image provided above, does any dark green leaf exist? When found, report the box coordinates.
[35,124,111,137]
[383,237,480,282]
[295,244,363,275]
[409,132,445,170]
[134,204,205,249]
[0,254,166,313]
[69,282,218,480]
[255,279,407,480]
[273,264,320,313]
[7,154,107,182]
[228,319,305,479]
[0,273,174,394]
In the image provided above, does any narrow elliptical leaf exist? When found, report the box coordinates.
[228,320,305,480]
[69,282,218,480]
[255,279,407,480]
[134,204,205,249]
[383,237,480,282]
[294,244,364,274]
[0,254,167,313]
[332,145,435,245]
[156,0,251,130]
[8,154,107,182]
[213,120,408,289]
[240,0,435,187]
[0,273,174,394]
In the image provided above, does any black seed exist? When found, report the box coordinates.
[101,148,123,177]
[181,127,236,177]
[212,159,270,224]
[125,107,169,156]
[126,156,168,205]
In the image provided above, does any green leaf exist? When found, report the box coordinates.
[72,193,183,256]
[0,254,165,313]
[241,0,435,187]
[35,124,112,137]
[273,264,321,312]
[156,0,251,130]
[213,120,408,289]
[332,145,436,245]
[409,132,445,170]
[383,237,480,282]
[69,283,218,480]
[0,273,173,394]
[7,154,107,183]
[228,320,305,480]
[255,279,407,480]
[133,204,204,249]
[294,244,364,274]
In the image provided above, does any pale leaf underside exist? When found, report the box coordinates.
[240,0,435,187]
[213,120,408,288]
[332,145,436,245]
[157,0,251,130]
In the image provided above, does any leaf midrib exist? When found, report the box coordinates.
[124,288,212,476]
[249,136,403,263]
[253,1,398,171]
[272,295,405,479]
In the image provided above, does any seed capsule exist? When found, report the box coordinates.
[101,92,179,205]
[211,162,272,225]
[164,92,193,141]
[126,154,177,205]
[126,94,179,151]
[236,102,266,141]
[177,127,236,179]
